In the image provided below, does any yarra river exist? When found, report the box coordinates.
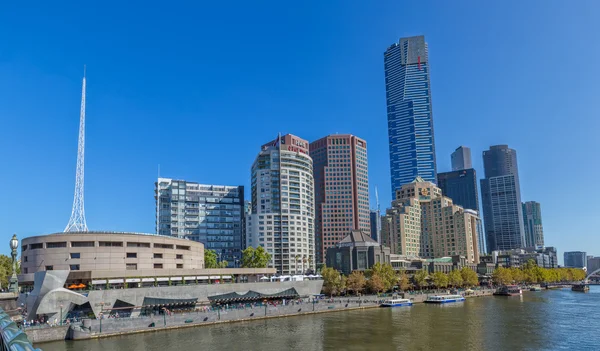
[41,286,600,351]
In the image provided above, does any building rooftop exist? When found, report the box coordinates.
[337,230,379,247]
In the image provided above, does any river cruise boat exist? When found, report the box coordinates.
[424,295,465,304]
[380,299,413,307]
[571,284,590,292]
[494,285,522,296]
[530,286,542,292]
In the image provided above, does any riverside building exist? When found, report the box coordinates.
[155,178,244,267]
[383,177,479,263]
[246,134,315,274]
[522,201,545,248]
[384,35,437,197]
[310,134,370,263]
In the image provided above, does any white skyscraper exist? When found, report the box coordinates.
[246,134,315,274]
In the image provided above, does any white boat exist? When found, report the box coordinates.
[380,298,413,307]
[424,294,465,304]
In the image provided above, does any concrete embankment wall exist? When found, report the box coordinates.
[25,325,70,344]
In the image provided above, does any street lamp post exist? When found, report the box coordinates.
[99,302,104,333]
[162,308,166,326]
[217,303,221,320]
[60,304,63,326]
[263,299,268,316]
[9,234,19,294]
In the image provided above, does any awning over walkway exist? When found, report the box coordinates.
[207,288,299,303]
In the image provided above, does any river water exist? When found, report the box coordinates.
[40,286,600,351]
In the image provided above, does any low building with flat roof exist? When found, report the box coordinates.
[17,232,322,324]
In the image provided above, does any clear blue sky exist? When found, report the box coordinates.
[1,1,598,263]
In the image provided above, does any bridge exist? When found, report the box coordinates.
[0,306,40,351]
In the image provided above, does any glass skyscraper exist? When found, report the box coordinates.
[155,178,244,267]
[384,35,437,197]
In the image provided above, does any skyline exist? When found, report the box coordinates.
[1,1,599,263]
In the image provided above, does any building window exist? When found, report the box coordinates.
[127,242,151,248]
[176,254,183,260]
[126,263,137,270]
[176,245,190,251]
[99,241,123,247]
[70,253,81,259]
[45,266,53,271]
[47,242,67,248]
[357,252,367,270]
[177,264,183,269]
[31,243,43,250]
[154,263,163,269]
[69,264,80,271]
[154,253,163,259]
[71,241,95,247]
[23,256,28,262]
[154,244,174,249]
[23,268,28,274]
[126,253,137,258]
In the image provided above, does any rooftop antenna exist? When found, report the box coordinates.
[156,164,160,234]
[64,65,89,232]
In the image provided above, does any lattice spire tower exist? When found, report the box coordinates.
[64,68,89,232]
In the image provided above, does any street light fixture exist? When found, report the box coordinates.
[9,234,19,293]
[263,299,268,316]
[59,304,63,326]
[216,303,221,320]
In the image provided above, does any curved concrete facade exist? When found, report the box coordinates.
[20,232,204,275]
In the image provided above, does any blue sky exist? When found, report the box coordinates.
[1,1,598,262]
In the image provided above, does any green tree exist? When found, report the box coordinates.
[218,260,229,268]
[321,267,345,296]
[346,271,367,295]
[460,267,479,287]
[431,272,449,289]
[413,270,429,289]
[448,269,463,287]
[509,267,525,283]
[397,269,411,291]
[241,246,272,268]
[492,267,512,285]
[204,249,219,269]
[369,262,396,292]
[367,273,385,294]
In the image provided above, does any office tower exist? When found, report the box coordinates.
[241,200,252,257]
[480,145,525,252]
[437,168,485,254]
[587,256,600,273]
[451,146,472,171]
[564,251,587,268]
[384,35,437,197]
[370,210,381,244]
[383,177,480,263]
[155,178,244,267]
[310,135,370,263]
[246,134,315,274]
[522,201,545,248]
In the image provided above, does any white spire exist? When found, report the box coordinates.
[64,67,89,232]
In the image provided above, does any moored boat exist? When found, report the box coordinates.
[424,294,465,304]
[380,298,413,307]
[493,285,522,296]
[530,286,542,292]
[571,284,590,292]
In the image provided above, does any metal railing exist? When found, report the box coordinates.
[0,308,40,351]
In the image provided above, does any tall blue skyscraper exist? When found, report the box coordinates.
[384,35,437,198]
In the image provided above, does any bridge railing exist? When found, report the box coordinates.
[0,309,40,351]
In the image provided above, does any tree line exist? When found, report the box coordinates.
[492,260,586,285]
[203,246,272,269]
[321,260,588,296]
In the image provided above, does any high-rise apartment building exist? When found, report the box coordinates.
[370,210,381,244]
[155,178,244,267]
[451,146,472,171]
[384,35,437,197]
[522,201,544,248]
[383,177,480,263]
[246,134,315,274]
[437,168,485,254]
[310,135,370,263]
[564,251,587,268]
[587,256,600,274]
[480,145,525,252]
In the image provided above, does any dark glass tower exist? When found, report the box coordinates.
[480,145,526,252]
[384,35,437,198]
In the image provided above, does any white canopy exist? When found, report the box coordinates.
[92,280,106,285]
[170,277,182,281]
[142,278,155,282]
[125,278,140,283]
[108,279,124,284]
[184,276,196,280]
[156,277,169,282]
[197,276,209,280]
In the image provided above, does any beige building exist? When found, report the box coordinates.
[20,231,205,275]
[383,177,480,263]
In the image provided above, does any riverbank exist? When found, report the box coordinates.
[32,289,497,344]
